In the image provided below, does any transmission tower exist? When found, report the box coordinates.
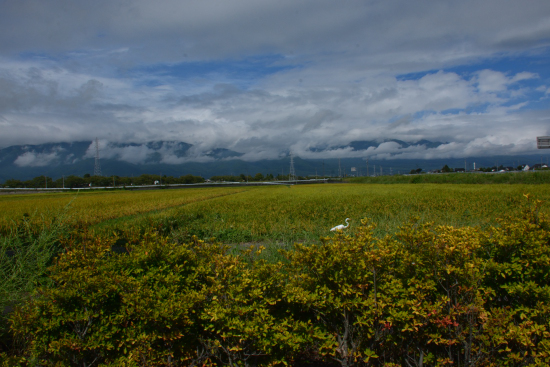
[94,138,102,176]
[289,153,296,181]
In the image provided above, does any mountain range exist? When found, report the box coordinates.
[0,140,548,182]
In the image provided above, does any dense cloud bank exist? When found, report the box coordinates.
[0,0,549,160]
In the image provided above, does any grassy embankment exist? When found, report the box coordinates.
[348,170,550,184]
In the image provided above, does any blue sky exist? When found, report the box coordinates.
[0,0,549,163]
[131,54,294,87]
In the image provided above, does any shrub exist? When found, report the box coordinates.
[5,196,550,366]
[282,196,550,366]
[7,234,305,366]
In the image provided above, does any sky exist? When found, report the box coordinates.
[1,0,550,163]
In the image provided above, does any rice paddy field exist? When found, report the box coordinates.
[2,183,550,245]
[3,182,550,364]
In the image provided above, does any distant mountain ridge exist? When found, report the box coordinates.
[0,141,90,166]
[0,139,445,170]
[0,140,546,182]
[307,139,446,153]
[0,140,243,168]
[348,139,445,151]
[349,139,447,150]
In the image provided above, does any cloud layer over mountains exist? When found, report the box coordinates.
[1,0,549,163]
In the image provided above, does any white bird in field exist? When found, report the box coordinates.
[330,218,350,232]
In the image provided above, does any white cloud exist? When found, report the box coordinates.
[476,70,509,93]
[14,151,61,167]
[0,1,549,162]
[511,72,538,82]
[475,70,539,94]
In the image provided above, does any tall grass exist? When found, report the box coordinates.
[0,204,72,352]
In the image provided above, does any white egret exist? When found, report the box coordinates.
[330,218,350,231]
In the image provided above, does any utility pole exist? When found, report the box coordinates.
[94,138,102,176]
[289,153,296,181]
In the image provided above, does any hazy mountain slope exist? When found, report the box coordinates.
[0,140,548,182]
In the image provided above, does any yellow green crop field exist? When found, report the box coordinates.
[117,183,550,243]
[2,183,549,244]
[3,182,550,365]
[0,187,247,231]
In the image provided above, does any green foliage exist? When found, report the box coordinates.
[2,194,550,366]
[279,196,550,366]
[6,235,306,366]
[198,247,307,366]
[442,164,453,173]
[0,206,72,355]
[283,222,401,366]
[1,173,205,188]
[210,174,243,182]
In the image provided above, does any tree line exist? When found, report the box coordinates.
[1,173,205,189]
[410,164,549,174]
[1,172,322,189]
[209,173,310,182]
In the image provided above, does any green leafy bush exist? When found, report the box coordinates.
[4,196,550,366]
[7,234,306,366]
[281,197,550,366]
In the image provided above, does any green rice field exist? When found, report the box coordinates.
[2,183,549,245]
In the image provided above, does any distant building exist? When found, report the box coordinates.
[454,168,465,172]
[537,136,550,149]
